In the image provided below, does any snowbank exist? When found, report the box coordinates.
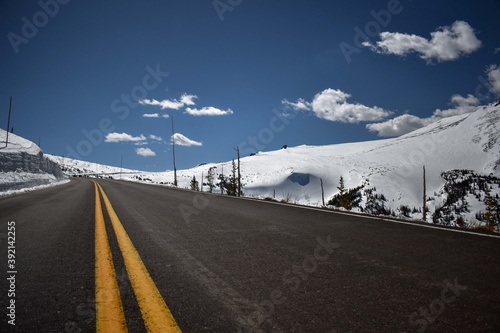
[0,129,66,195]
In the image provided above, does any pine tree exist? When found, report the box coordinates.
[337,176,352,210]
[328,176,353,210]
[206,167,216,193]
[190,175,199,191]
[484,186,498,231]
[226,160,237,196]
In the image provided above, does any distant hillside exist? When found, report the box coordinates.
[45,154,141,178]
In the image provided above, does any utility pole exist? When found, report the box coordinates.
[171,116,177,187]
[422,165,427,222]
[201,172,204,192]
[234,147,241,197]
[5,96,12,148]
[120,155,123,180]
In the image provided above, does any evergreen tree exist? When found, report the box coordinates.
[206,167,216,193]
[226,160,238,196]
[190,175,199,191]
[328,176,360,211]
[484,186,498,231]
[337,176,351,210]
[363,187,390,215]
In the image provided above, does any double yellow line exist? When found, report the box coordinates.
[94,181,181,333]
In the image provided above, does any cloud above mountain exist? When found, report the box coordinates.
[136,147,156,157]
[282,88,391,123]
[363,21,481,63]
[171,133,202,146]
[367,93,480,137]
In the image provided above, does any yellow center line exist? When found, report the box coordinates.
[94,182,128,333]
[96,182,182,333]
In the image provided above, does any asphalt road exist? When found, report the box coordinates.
[1,178,499,332]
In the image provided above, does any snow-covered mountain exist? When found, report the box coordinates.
[3,101,499,229]
[150,101,498,228]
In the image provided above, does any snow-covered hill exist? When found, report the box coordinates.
[0,128,41,155]
[0,129,67,195]
[45,154,141,178]
[72,100,496,229]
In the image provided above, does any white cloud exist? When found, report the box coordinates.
[282,98,311,111]
[105,132,146,143]
[367,93,481,137]
[139,93,198,110]
[366,114,427,137]
[171,133,202,146]
[142,113,160,118]
[432,94,480,118]
[286,88,391,123]
[136,147,156,157]
[364,21,481,63]
[180,94,197,106]
[149,134,162,141]
[185,106,234,116]
[140,98,184,110]
[494,48,500,54]
[486,64,500,95]
[142,113,169,118]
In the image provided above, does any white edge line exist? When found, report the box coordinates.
[206,190,500,239]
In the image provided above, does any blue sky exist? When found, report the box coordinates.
[1,0,499,171]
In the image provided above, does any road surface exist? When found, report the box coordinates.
[1,178,499,332]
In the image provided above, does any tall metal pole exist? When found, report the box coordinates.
[120,155,123,180]
[422,165,427,222]
[5,96,12,147]
[171,115,178,187]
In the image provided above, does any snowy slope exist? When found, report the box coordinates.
[45,154,141,177]
[163,102,499,196]
[0,128,41,155]
[0,129,67,196]
[106,101,499,227]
